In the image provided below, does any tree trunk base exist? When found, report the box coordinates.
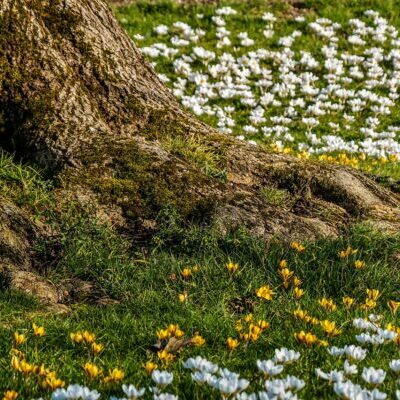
[0,0,399,305]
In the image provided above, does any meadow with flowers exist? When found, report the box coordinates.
[1,0,400,399]
[115,0,400,180]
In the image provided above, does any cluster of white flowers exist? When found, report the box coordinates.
[49,379,175,400]
[353,315,397,345]
[42,337,400,400]
[313,315,400,399]
[51,385,101,400]
[135,7,400,157]
[184,348,304,399]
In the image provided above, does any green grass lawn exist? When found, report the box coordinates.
[1,0,400,399]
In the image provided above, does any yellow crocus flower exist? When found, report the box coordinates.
[294,331,318,346]
[388,300,400,314]
[343,296,355,308]
[191,333,206,347]
[91,342,104,355]
[226,261,239,273]
[13,333,26,346]
[144,361,158,374]
[84,362,101,379]
[2,391,18,400]
[226,337,239,350]
[256,285,274,300]
[103,368,124,383]
[32,323,45,337]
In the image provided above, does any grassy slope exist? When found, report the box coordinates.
[1,1,400,398]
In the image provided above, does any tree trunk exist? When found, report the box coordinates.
[0,0,399,302]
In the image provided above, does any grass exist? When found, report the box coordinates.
[163,135,227,180]
[1,0,400,398]
[260,187,290,207]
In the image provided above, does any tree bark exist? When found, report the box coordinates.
[0,0,399,297]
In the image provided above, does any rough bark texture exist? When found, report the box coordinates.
[0,0,399,302]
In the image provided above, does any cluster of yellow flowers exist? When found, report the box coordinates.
[343,296,356,308]
[360,289,380,310]
[256,285,274,300]
[338,246,367,270]
[177,265,201,302]
[294,331,328,347]
[103,368,125,384]
[11,354,64,390]
[290,241,306,253]
[157,324,185,341]
[70,330,104,355]
[316,152,397,170]
[277,259,304,298]
[318,153,363,168]
[388,300,400,314]
[143,361,158,374]
[342,295,399,313]
[13,323,45,346]
[2,391,18,400]
[6,322,128,395]
[354,260,366,270]
[272,145,398,171]
[294,309,341,346]
[294,309,320,326]
[180,265,200,280]
[339,246,358,258]
[227,314,270,348]
[155,324,205,364]
[71,331,124,384]
[318,297,338,312]
[10,325,65,390]
[82,362,124,384]
[320,320,342,337]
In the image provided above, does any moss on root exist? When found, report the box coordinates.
[63,140,221,223]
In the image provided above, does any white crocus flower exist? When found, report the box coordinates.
[328,346,346,357]
[257,360,284,376]
[216,6,237,16]
[343,360,358,376]
[274,348,300,364]
[282,376,305,392]
[369,388,388,400]
[154,25,169,36]
[344,345,368,361]
[236,393,257,400]
[333,381,363,399]
[51,385,101,400]
[152,394,178,400]
[389,359,400,373]
[183,356,219,373]
[361,367,386,385]
[191,370,213,383]
[122,384,146,399]
[209,375,249,395]
[315,368,345,382]
[152,370,174,387]
[133,34,144,41]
